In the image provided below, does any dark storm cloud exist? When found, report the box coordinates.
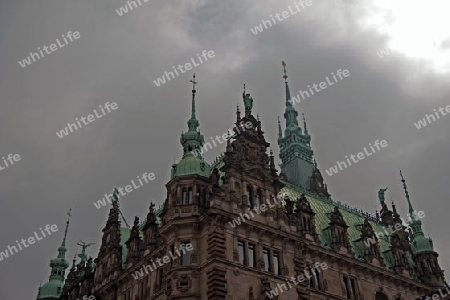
[0,0,449,299]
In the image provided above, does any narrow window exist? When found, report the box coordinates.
[238,241,245,264]
[315,268,322,290]
[350,278,356,299]
[182,188,187,205]
[188,188,193,204]
[196,187,200,203]
[180,242,191,265]
[273,251,280,275]
[263,248,271,272]
[308,266,315,287]
[248,244,256,268]
[247,185,253,206]
[170,245,175,267]
[343,276,350,299]
[158,269,163,290]
[256,190,262,207]
[428,260,434,272]
[140,281,144,299]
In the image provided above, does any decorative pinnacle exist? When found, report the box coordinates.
[302,113,309,134]
[282,61,288,81]
[400,170,414,215]
[61,208,71,247]
[190,73,197,91]
[189,73,198,120]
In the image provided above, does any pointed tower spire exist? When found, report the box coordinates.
[188,73,199,131]
[281,61,300,131]
[36,210,71,299]
[59,208,71,256]
[278,61,314,190]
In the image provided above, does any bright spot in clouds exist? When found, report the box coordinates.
[363,0,450,73]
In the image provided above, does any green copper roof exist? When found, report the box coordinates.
[172,74,211,179]
[172,154,211,178]
[280,182,413,270]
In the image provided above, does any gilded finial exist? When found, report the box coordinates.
[282,61,288,81]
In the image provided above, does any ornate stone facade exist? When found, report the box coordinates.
[38,71,447,300]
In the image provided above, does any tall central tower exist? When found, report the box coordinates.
[278,61,315,190]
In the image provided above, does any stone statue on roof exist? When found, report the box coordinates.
[243,93,253,111]
[77,240,95,262]
[378,188,388,203]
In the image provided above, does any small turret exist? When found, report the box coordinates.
[36,210,71,300]
[400,171,445,287]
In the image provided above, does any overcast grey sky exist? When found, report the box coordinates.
[0,0,449,299]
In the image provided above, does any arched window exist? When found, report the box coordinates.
[247,185,253,206]
[375,292,389,300]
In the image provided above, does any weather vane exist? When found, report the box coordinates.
[190,73,197,90]
[282,61,288,81]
